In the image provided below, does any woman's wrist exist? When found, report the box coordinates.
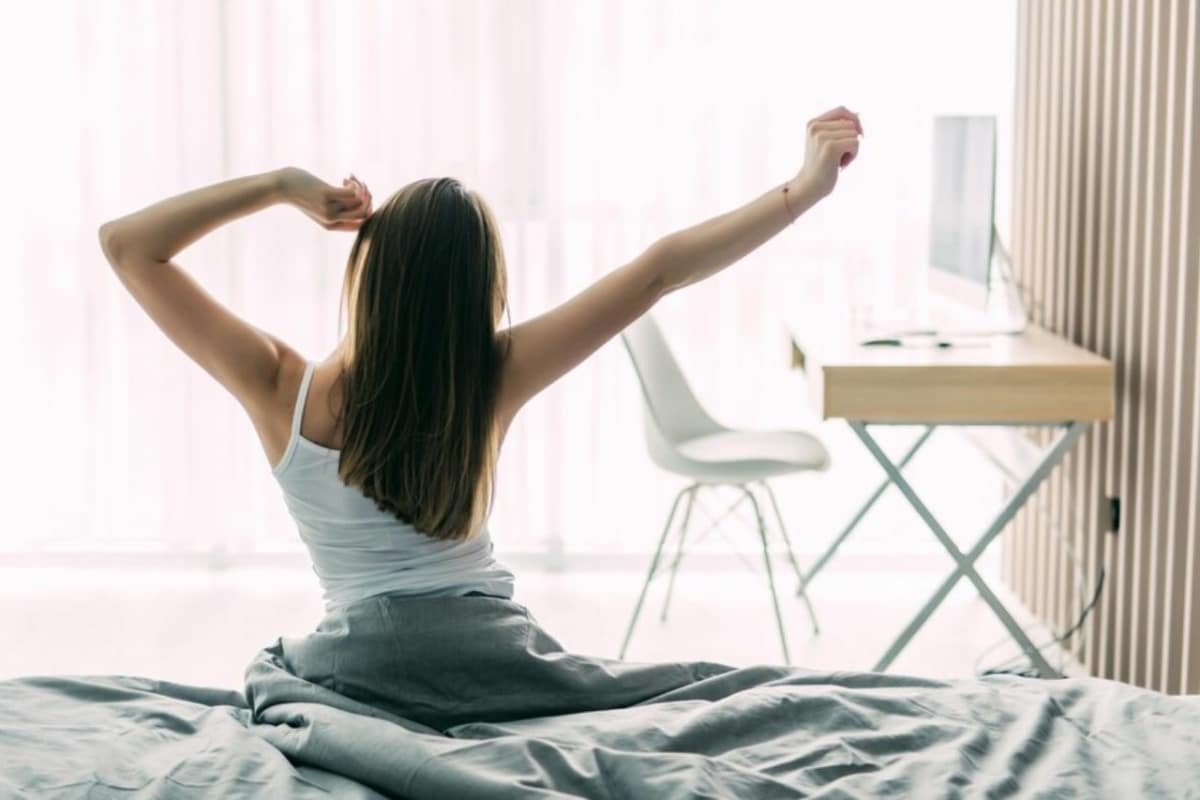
[271,167,300,205]
[784,174,822,218]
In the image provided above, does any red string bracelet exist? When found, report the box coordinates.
[781,182,797,224]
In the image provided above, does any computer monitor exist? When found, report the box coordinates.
[928,116,997,310]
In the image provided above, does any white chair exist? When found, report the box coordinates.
[618,314,827,665]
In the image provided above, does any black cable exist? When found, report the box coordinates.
[974,460,1106,679]
[1054,566,1106,647]
[980,566,1105,678]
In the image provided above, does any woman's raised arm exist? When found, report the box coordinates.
[495,106,862,428]
[98,167,371,423]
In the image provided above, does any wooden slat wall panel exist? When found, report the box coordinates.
[1097,0,1123,681]
[1132,0,1167,689]
[1088,0,1111,678]
[1176,0,1200,695]
[1005,0,1200,693]
[1076,0,1099,671]
[1060,0,1085,642]
[1109,0,1138,686]
[1107,0,1136,683]
[1129,0,1151,686]
[1049,0,1073,641]
[1151,0,1189,695]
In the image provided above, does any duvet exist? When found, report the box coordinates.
[2,593,1198,798]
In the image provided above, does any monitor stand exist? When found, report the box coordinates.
[984,227,1029,334]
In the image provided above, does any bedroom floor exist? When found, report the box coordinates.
[0,559,1081,690]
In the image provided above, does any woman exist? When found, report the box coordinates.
[99,106,862,729]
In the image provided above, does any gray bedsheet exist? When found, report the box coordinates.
[3,593,1199,798]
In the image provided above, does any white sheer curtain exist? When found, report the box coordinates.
[0,0,1014,559]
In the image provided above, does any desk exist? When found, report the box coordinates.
[790,324,1114,678]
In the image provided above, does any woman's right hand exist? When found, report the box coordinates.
[276,166,373,231]
[794,106,863,200]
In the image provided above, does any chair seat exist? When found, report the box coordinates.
[661,428,831,483]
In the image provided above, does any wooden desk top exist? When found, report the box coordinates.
[790,324,1114,423]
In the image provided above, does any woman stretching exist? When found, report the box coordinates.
[99,106,862,730]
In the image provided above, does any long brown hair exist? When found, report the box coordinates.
[336,177,508,540]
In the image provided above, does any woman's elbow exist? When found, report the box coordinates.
[642,234,682,299]
[98,221,127,268]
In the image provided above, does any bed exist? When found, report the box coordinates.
[3,594,1198,798]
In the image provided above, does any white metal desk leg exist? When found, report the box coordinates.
[798,425,935,593]
[850,421,1084,679]
[873,424,1089,676]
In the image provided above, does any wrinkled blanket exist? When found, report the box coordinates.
[3,593,1199,798]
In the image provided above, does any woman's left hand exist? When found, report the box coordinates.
[277,167,373,231]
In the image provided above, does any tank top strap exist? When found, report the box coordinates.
[291,361,317,441]
[272,361,316,476]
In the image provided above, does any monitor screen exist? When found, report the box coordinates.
[929,116,997,297]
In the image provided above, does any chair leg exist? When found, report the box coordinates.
[761,481,820,636]
[620,484,696,659]
[760,481,805,586]
[660,487,698,622]
[742,486,792,666]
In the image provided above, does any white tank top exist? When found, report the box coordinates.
[272,361,515,611]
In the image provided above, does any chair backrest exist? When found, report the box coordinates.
[620,314,722,449]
